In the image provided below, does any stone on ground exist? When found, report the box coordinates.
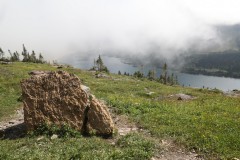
[21,70,114,135]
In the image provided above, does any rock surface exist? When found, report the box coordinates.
[169,93,196,101]
[21,70,114,135]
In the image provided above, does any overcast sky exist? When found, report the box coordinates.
[0,0,240,61]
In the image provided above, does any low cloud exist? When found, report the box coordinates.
[0,0,240,65]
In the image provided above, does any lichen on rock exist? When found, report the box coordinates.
[21,70,114,135]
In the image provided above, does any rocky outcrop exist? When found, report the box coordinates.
[21,70,114,135]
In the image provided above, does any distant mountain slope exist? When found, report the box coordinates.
[182,51,240,78]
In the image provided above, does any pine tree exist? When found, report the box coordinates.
[38,53,44,63]
[22,44,29,62]
[13,51,20,61]
[118,70,121,75]
[92,59,97,70]
[8,50,13,61]
[133,71,143,78]
[30,50,37,62]
[95,55,109,72]
[96,55,104,71]
[170,73,174,85]
[148,70,154,80]
[159,74,164,83]
[0,47,4,60]
[163,63,167,84]
[167,76,170,84]
[175,75,178,84]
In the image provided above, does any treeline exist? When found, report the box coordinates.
[90,55,178,85]
[0,44,45,63]
[119,63,179,85]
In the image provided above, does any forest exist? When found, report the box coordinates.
[181,50,240,78]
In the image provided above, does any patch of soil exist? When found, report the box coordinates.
[152,139,203,160]
[112,114,139,136]
[224,90,240,97]
[109,112,203,159]
[156,93,196,101]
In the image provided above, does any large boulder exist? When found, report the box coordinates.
[21,70,114,135]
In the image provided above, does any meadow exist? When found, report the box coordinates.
[0,62,240,159]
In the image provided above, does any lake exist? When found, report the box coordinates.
[65,55,240,91]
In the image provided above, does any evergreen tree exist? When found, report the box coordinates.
[8,50,13,61]
[103,66,109,73]
[38,53,44,63]
[27,53,30,61]
[22,44,29,62]
[170,73,174,85]
[92,59,97,70]
[118,70,121,75]
[30,50,37,62]
[158,63,179,85]
[13,51,20,61]
[163,63,167,84]
[95,55,109,72]
[96,55,104,71]
[159,74,164,83]
[167,75,170,84]
[133,71,144,78]
[140,65,144,75]
[0,47,4,60]
[175,75,178,84]
[8,50,19,62]
[147,70,154,80]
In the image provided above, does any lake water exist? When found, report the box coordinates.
[68,55,240,91]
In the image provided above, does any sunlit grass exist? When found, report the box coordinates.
[0,62,240,159]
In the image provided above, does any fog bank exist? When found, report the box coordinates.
[0,0,240,65]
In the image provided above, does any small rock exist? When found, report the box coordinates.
[95,73,110,78]
[81,85,90,95]
[37,136,44,141]
[146,92,155,96]
[175,93,195,100]
[50,134,58,140]
[110,141,115,145]
[177,97,183,100]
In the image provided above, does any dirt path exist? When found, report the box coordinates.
[111,113,202,160]
[0,108,203,160]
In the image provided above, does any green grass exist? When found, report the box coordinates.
[1,62,240,159]
[0,133,154,160]
[0,62,56,121]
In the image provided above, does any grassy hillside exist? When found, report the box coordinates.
[0,62,240,159]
